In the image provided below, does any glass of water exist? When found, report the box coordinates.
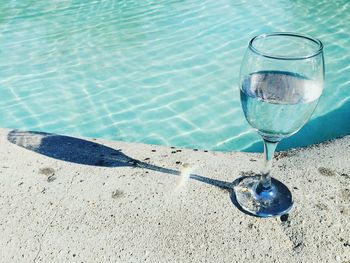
[236,33,324,217]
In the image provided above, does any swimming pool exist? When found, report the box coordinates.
[0,0,349,151]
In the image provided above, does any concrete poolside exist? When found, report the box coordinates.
[0,128,349,262]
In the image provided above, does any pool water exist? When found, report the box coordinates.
[0,0,349,151]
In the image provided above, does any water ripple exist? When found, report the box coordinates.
[0,0,349,151]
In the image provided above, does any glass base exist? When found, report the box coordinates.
[235,176,293,217]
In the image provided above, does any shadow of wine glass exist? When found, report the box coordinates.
[7,129,254,216]
[8,130,142,167]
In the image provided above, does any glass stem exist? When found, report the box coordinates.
[259,138,279,191]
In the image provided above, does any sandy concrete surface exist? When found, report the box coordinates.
[0,128,349,263]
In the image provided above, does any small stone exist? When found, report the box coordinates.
[280,214,289,222]
[112,190,124,199]
[47,175,56,182]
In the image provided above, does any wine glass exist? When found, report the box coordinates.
[236,32,324,217]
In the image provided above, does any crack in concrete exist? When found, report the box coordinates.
[280,218,305,255]
[203,216,210,263]
[33,173,77,262]
[33,210,58,263]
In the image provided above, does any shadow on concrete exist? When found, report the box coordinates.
[243,98,350,152]
[8,130,141,167]
[7,130,252,216]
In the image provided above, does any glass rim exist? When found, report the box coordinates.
[248,32,324,60]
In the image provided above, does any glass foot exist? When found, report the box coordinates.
[235,176,293,217]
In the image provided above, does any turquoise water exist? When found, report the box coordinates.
[0,0,349,151]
